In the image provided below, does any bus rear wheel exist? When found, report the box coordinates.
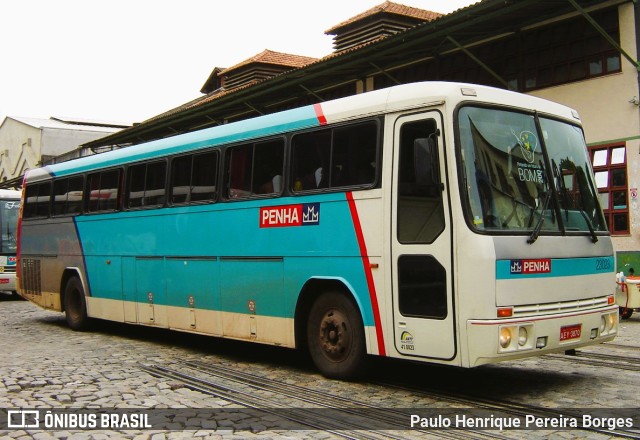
[620,307,634,320]
[307,291,365,380]
[64,277,90,331]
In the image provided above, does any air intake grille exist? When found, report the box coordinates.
[512,296,611,317]
[21,259,42,296]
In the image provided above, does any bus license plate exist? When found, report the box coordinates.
[560,324,581,341]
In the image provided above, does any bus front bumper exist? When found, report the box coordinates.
[466,305,618,367]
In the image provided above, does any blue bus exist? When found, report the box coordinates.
[18,82,618,378]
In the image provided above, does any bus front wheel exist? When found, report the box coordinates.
[307,292,366,380]
[64,277,90,331]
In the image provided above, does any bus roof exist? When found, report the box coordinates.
[27,82,579,182]
[0,189,21,199]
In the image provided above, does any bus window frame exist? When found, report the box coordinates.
[124,159,169,211]
[168,149,220,207]
[85,167,124,214]
[52,175,85,217]
[223,136,287,202]
[23,180,52,220]
[289,119,382,196]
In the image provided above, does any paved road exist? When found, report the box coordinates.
[1,295,639,439]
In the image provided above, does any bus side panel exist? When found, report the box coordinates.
[135,257,167,326]
[165,257,221,335]
[72,193,381,349]
[19,218,85,311]
[220,258,285,343]
[83,255,123,321]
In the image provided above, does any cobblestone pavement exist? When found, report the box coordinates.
[0,295,639,440]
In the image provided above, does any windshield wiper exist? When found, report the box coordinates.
[527,190,551,244]
[578,209,599,243]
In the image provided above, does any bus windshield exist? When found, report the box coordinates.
[0,198,19,254]
[458,106,607,236]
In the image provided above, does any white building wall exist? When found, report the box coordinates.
[41,128,113,157]
[0,117,125,183]
[0,118,42,182]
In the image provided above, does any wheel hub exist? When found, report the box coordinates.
[319,310,349,358]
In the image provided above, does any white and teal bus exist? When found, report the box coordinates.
[17,82,618,378]
[0,189,20,294]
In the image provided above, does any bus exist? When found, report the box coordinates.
[0,189,20,294]
[17,82,618,379]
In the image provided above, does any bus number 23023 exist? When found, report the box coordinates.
[595,258,612,271]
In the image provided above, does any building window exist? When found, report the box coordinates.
[590,144,628,234]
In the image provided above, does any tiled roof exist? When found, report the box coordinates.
[326,1,442,34]
[220,50,319,75]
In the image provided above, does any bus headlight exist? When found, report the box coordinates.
[609,312,617,330]
[499,327,512,348]
[599,312,617,336]
[499,324,534,352]
[518,327,528,346]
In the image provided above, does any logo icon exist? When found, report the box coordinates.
[513,130,538,163]
[302,203,320,225]
[400,331,415,351]
[8,410,40,428]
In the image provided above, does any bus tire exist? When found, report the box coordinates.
[307,291,366,380]
[64,277,90,331]
[619,307,633,320]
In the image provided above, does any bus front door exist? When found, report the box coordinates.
[391,112,456,360]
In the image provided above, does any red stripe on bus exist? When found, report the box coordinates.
[346,191,386,356]
[313,103,327,125]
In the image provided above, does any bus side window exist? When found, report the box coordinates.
[53,176,84,216]
[253,140,284,195]
[170,151,218,205]
[190,151,218,202]
[226,144,253,199]
[126,161,166,209]
[144,161,167,206]
[332,122,378,188]
[87,169,121,213]
[127,164,146,208]
[24,182,51,219]
[291,122,378,192]
[225,139,284,199]
[170,155,191,204]
[291,129,331,191]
